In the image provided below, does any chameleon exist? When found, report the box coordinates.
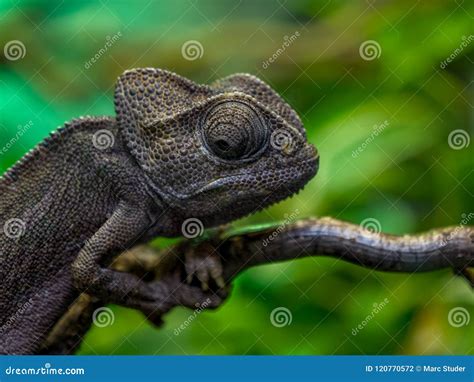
[0,68,319,354]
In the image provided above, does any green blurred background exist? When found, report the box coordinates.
[0,0,472,355]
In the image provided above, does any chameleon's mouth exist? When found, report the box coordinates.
[194,153,319,226]
[192,152,319,197]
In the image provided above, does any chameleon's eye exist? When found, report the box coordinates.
[202,101,267,161]
[206,123,248,159]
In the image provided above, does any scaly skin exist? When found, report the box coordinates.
[0,68,318,354]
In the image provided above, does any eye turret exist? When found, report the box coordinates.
[201,100,267,161]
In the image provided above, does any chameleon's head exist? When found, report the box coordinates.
[115,68,318,227]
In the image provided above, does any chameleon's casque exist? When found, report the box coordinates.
[0,68,318,354]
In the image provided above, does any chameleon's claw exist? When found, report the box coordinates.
[184,244,225,291]
[186,274,193,284]
[215,276,226,289]
[184,248,197,284]
[196,263,210,290]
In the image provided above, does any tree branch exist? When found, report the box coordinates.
[40,217,473,354]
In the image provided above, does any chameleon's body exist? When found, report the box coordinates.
[0,69,318,354]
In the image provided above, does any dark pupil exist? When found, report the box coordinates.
[215,139,231,152]
[208,124,247,160]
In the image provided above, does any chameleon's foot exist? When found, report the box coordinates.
[184,242,225,291]
[139,278,228,326]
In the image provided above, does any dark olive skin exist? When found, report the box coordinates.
[0,68,318,354]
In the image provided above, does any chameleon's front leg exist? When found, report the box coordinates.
[71,201,224,324]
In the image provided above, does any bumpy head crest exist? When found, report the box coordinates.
[114,68,318,224]
[211,73,305,136]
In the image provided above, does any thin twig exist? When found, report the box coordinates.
[40,217,473,354]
